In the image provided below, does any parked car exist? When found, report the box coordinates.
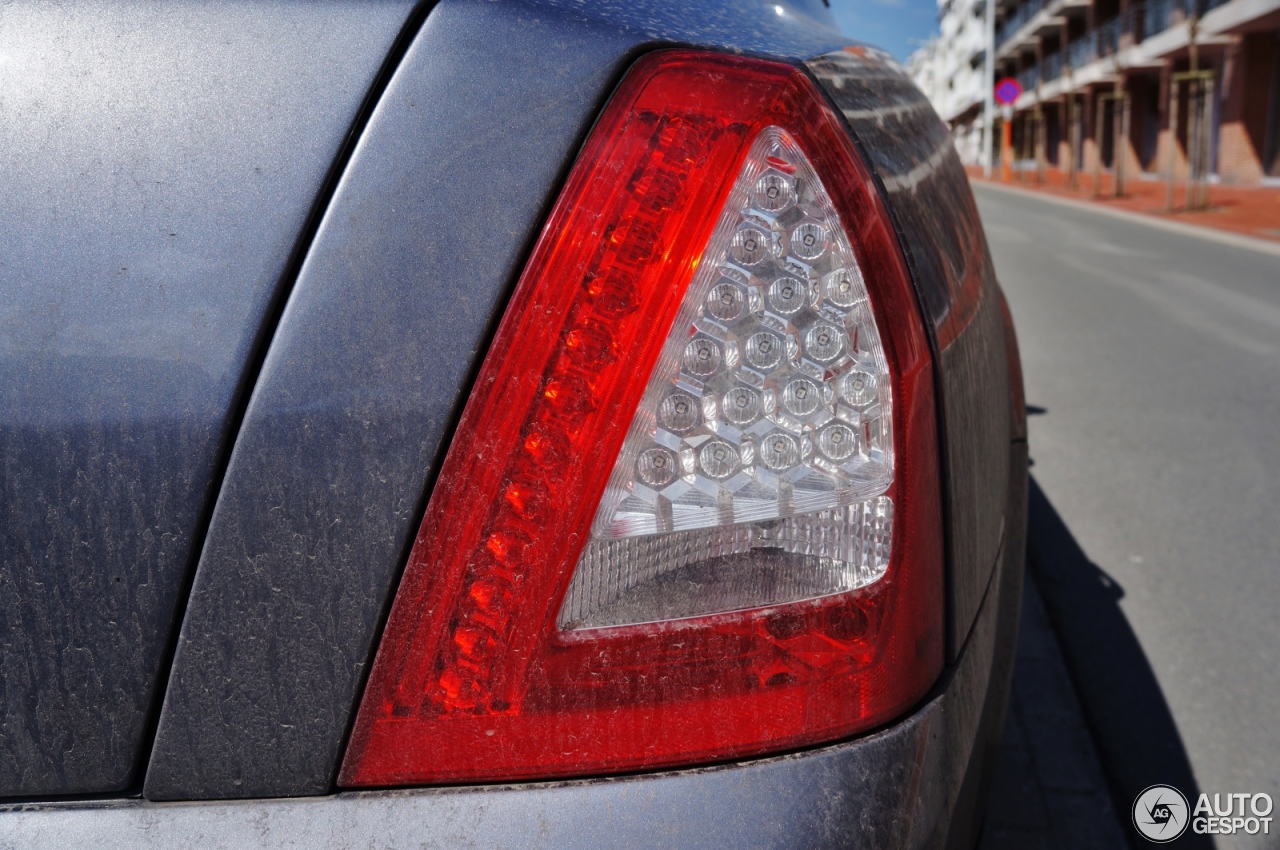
[0,0,1026,846]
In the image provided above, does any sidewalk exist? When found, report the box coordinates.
[978,575,1128,850]
[965,165,1280,245]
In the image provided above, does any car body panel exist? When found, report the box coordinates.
[144,0,861,802]
[0,0,414,797]
[0,518,1023,848]
[807,50,1014,658]
[143,0,645,802]
[934,293,1014,657]
[0,0,1027,840]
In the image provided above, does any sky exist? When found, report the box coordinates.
[828,0,940,63]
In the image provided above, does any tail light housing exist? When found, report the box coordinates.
[340,49,942,787]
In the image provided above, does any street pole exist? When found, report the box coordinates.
[1063,22,1077,190]
[1119,89,1130,196]
[1167,75,1179,211]
[1166,18,1213,212]
[983,0,996,178]
[1002,106,1014,181]
[1094,88,1130,198]
[1093,94,1105,198]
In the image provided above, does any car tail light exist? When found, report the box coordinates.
[339,49,942,787]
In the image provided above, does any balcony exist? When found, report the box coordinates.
[1067,32,1096,67]
[997,0,1238,65]
[1142,0,1181,35]
[1096,16,1122,55]
[1043,50,1063,81]
[1017,63,1042,90]
[996,0,1050,47]
[1123,0,1232,42]
[988,0,1252,111]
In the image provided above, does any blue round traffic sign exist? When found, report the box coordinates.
[995,78,1023,105]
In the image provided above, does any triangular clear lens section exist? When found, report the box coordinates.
[559,127,894,630]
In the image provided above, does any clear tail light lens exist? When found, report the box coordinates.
[561,125,895,631]
[340,49,942,787]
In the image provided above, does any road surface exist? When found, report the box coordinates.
[974,183,1280,849]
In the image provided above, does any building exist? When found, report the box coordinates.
[908,0,991,166]
[911,0,1280,184]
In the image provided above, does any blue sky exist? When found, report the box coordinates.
[829,0,940,62]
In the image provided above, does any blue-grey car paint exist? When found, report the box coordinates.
[1,0,1021,834]
[806,52,1024,847]
[806,50,1014,660]
[144,0,860,801]
[149,0,1016,803]
[0,0,415,797]
[0,517,1024,849]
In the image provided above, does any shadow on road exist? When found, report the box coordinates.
[1027,475,1211,848]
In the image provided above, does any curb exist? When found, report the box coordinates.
[970,179,1280,260]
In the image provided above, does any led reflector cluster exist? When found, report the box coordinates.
[561,128,894,629]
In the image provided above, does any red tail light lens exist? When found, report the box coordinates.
[339,50,942,787]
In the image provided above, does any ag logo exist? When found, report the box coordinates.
[1134,785,1190,842]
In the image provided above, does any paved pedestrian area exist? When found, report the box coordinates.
[967,166,1280,244]
[978,575,1129,850]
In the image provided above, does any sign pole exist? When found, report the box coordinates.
[1002,105,1013,182]
[994,78,1023,184]
[983,0,996,178]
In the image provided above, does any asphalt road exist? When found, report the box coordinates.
[974,183,1280,849]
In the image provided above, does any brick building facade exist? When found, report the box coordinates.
[912,0,1280,185]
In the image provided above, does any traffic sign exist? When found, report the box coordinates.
[995,78,1023,105]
